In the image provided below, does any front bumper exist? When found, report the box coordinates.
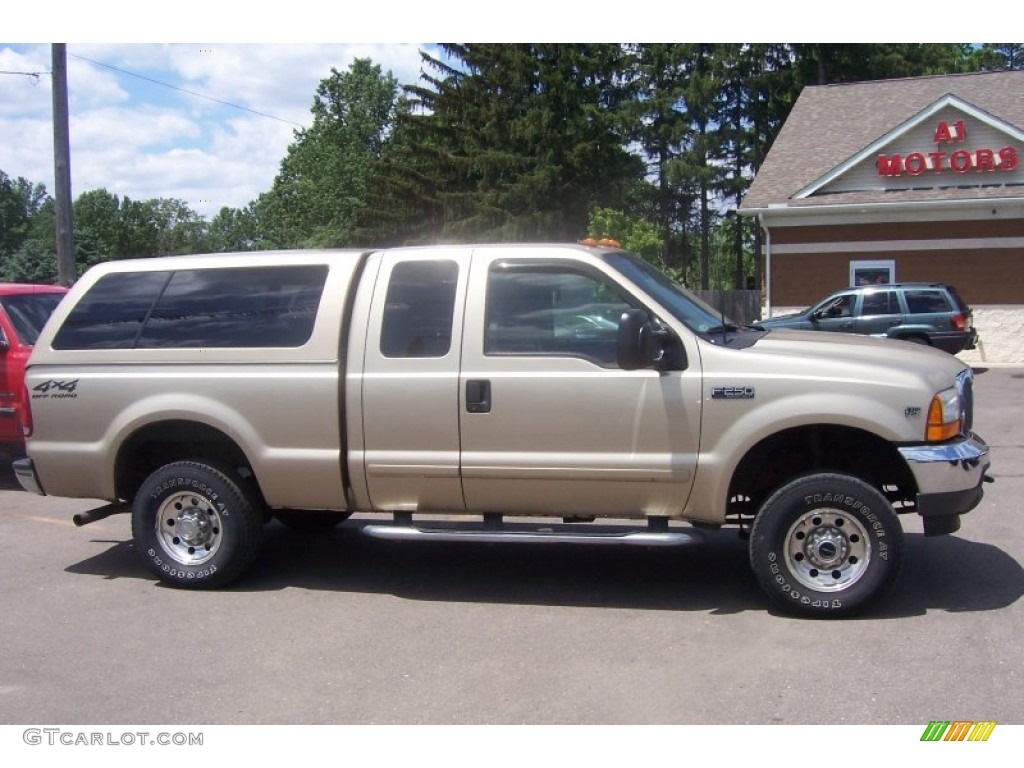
[898,433,990,535]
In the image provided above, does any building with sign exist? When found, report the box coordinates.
[740,70,1024,363]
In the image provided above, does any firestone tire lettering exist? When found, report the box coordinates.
[132,461,261,589]
[749,473,904,618]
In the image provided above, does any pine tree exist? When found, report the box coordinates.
[358,44,641,244]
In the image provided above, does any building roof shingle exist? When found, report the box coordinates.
[740,70,1024,211]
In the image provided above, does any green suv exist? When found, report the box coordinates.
[756,283,978,354]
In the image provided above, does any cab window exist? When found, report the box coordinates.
[485,264,632,367]
[380,260,458,358]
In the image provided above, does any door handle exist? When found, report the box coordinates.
[466,380,491,413]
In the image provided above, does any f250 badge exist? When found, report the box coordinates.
[32,379,79,400]
[711,385,755,400]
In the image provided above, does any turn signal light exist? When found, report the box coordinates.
[926,388,961,441]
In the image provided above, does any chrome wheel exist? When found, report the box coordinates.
[750,473,904,617]
[784,509,871,592]
[133,461,262,589]
[155,491,223,566]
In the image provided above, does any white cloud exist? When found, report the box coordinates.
[73,105,201,149]
[0,45,53,119]
[71,43,425,126]
[0,42,429,218]
[0,115,54,188]
[166,43,423,114]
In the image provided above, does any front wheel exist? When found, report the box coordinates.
[749,473,904,618]
[132,461,263,589]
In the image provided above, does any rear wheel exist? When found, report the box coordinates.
[132,461,263,588]
[749,473,903,618]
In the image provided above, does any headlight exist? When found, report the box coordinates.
[927,386,961,441]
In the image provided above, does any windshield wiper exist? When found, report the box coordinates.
[705,323,741,334]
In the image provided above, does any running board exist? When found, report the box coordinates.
[361,523,703,547]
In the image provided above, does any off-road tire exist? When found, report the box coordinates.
[132,461,263,589]
[749,473,904,618]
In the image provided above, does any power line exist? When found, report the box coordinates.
[68,52,306,128]
[0,70,48,82]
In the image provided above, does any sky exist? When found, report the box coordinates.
[0,41,429,218]
[2,3,977,220]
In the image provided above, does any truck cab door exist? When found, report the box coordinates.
[458,251,700,518]
[352,251,470,513]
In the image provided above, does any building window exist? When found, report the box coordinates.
[850,260,895,287]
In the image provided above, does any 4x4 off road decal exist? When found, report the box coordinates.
[32,379,79,400]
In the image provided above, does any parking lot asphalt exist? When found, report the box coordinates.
[0,367,1020,726]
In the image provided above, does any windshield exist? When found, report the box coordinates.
[0,292,65,346]
[601,251,738,333]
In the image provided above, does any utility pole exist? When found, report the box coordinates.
[52,44,75,285]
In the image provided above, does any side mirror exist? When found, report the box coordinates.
[617,309,661,370]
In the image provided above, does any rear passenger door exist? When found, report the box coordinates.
[357,251,470,513]
[902,287,953,332]
[855,289,903,336]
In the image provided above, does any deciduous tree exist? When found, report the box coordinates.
[361,44,641,244]
[256,58,402,248]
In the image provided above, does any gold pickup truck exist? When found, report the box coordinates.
[14,243,991,617]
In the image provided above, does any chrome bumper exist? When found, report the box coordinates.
[898,433,990,520]
[12,457,45,496]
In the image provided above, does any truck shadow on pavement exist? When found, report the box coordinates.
[65,520,1023,618]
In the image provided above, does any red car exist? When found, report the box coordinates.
[0,283,68,454]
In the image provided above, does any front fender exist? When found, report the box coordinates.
[686,391,920,525]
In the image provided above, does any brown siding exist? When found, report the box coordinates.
[898,250,1022,304]
[771,255,850,307]
[770,248,1023,306]
[772,218,1024,245]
